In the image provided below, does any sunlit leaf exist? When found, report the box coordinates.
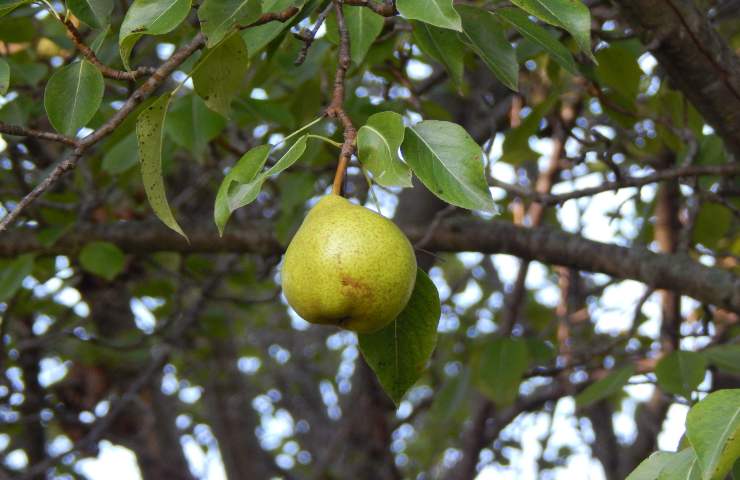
[44,60,104,136]
[509,0,593,58]
[397,0,461,31]
[214,144,271,235]
[357,111,411,188]
[402,120,495,211]
[495,6,578,75]
[119,0,192,69]
[686,389,740,480]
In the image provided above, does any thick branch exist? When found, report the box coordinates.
[2,219,738,312]
[613,0,740,157]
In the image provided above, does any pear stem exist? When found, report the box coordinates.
[326,0,356,196]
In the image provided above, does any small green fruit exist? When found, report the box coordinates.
[281,194,417,333]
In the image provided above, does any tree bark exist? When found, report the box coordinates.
[2,219,738,312]
[613,0,740,158]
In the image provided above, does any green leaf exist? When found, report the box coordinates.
[102,133,139,175]
[214,144,271,235]
[326,5,384,65]
[411,21,465,88]
[702,345,740,375]
[119,0,192,70]
[43,61,104,136]
[402,120,495,211]
[358,269,441,405]
[136,94,187,239]
[686,389,740,480]
[0,0,30,18]
[0,254,34,303]
[68,0,114,28]
[192,33,249,117]
[345,6,384,65]
[0,17,34,43]
[165,94,227,158]
[357,111,411,188]
[0,58,8,94]
[733,459,740,480]
[476,337,529,406]
[397,0,461,31]
[495,7,578,75]
[198,0,262,47]
[658,448,702,480]
[509,0,592,58]
[79,242,125,281]
[655,351,707,398]
[594,41,642,103]
[575,365,634,408]
[242,0,304,57]
[627,452,680,480]
[456,5,518,91]
[228,135,308,211]
[693,203,732,250]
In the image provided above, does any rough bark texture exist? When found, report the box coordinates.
[3,218,736,312]
[614,0,740,157]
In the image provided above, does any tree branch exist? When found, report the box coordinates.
[490,163,740,205]
[2,218,738,312]
[61,17,155,81]
[0,122,80,147]
[613,0,740,157]
[0,7,302,233]
[344,0,397,16]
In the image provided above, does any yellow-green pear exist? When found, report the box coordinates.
[281,194,417,333]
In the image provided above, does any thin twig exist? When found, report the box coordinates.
[491,162,740,205]
[344,0,397,16]
[61,18,155,80]
[294,2,333,65]
[0,122,79,147]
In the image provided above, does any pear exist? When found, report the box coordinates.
[281,194,417,333]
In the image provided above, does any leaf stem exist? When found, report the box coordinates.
[306,134,342,148]
[272,116,323,149]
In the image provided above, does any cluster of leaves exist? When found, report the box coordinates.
[1,0,739,477]
[627,389,740,480]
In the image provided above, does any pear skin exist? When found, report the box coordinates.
[281,194,417,333]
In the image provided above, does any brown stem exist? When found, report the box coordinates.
[326,0,357,196]
[0,122,80,147]
[62,18,155,80]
